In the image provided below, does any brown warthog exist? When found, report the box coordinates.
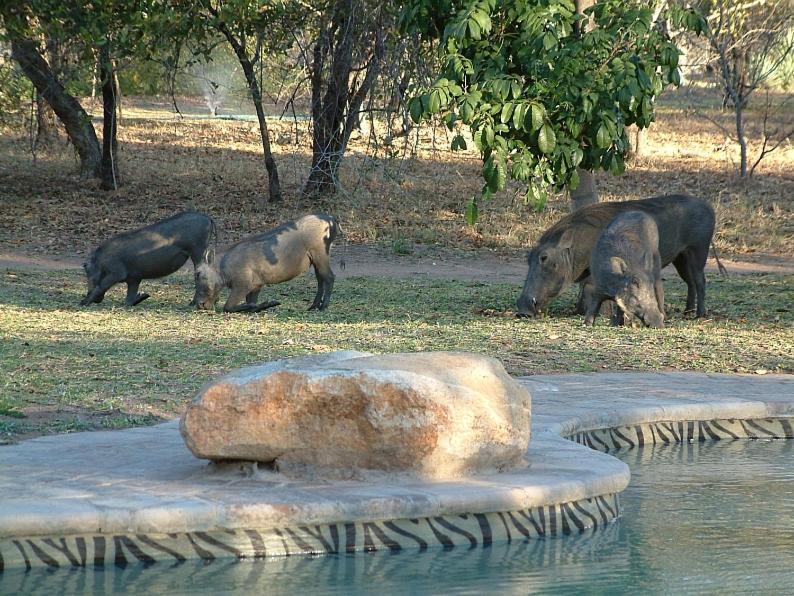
[516,194,715,318]
[194,214,340,313]
[80,211,216,307]
[583,211,665,328]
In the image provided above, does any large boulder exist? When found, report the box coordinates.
[180,351,531,480]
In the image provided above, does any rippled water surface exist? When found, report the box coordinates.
[7,439,794,595]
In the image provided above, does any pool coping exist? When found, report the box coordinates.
[0,372,792,570]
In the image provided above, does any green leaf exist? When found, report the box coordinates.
[512,103,526,130]
[538,123,556,154]
[500,102,514,123]
[451,134,467,151]
[542,32,556,51]
[408,97,423,123]
[568,168,580,190]
[465,197,479,225]
[428,90,441,114]
[596,123,611,148]
[530,103,545,131]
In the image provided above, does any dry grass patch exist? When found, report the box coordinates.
[0,90,791,260]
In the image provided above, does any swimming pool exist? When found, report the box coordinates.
[5,437,793,595]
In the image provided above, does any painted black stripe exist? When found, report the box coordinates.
[582,432,600,452]
[496,512,513,544]
[589,431,610,452]
[115,536,156,567]
[687,421,695,442]
[363,523,402,553]
[662,422,680,442]
[42,538,82,567]
[560,508,571,535]
[710,420,740,439]
[655,424,670,444]
[113,537,128,569]
[283,528,320,555]
[136,534,187,563]
[572,500,599,531]
[434,517,477,549]
[473,514,493,547]
[243,530,267,558]
[13,540,31,571]
[93,536,106,568]
[608,429,622,451]
[538,506,546,534]
[27,540,59,569]
[745,419,779,438]
[424,519,455,549]
[598,495,616,518]
[383,521,428,551]
[329,524,341,554]
[613,427,635,449]
[701,421,722,441]
[506,512,531,539]
[517,509,544,536]
[194,532,243,558]
[561,502,586,533]
[76,537,87,567]
[345,523,357,554]
[299,525,336,554]
[549,506,557,536]
[781,419,793,437]
[635,424,645,447]
[185,534,215,561]
[272,528,290,556]
[594,496,609,525]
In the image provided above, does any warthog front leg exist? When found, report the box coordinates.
[80,274,120,306]
[125,279,150,306]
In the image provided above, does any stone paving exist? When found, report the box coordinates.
[0,372,792,571]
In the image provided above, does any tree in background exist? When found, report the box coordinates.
[179,0,308,203]
[1,2,102,178]
[301,0,388,195]
[402,0,705,222]
[698,0,793,177]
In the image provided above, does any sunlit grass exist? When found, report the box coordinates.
[1,268,791,439]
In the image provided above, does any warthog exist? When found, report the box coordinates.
[194,214,340,313]
[80,211,216,307]
[516,194,715,318]
[582,211,665,328]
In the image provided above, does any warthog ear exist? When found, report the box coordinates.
[558,228,575,250]
[609,256,628,275]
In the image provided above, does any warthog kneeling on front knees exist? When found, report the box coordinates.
[583,211,664,328]
[194,214,340,313]
[516,194,715,319]
[80,211,217,307]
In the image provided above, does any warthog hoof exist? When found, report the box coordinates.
[131,293,150,306]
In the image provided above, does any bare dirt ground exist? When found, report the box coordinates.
[1,243,792,283]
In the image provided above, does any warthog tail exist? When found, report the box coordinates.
[711,241,728,276]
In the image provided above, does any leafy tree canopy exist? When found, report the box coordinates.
[402,0,705,219]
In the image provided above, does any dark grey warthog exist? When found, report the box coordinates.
[80,211,216,307]
[516,194,715,318]
[194,214,340,313]
[583,211,664,328]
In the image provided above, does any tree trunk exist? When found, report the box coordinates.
[570,168,598,211]
[35,90,58,146]
[99,44,120,190]
[736,103,747,177]
[9,36,101,177]
[217,22,281,203]
[569,0,599,210]
[305,0,385,196]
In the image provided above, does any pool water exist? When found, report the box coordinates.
[5,439,794,595]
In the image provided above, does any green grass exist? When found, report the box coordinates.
[1,268,792,440]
